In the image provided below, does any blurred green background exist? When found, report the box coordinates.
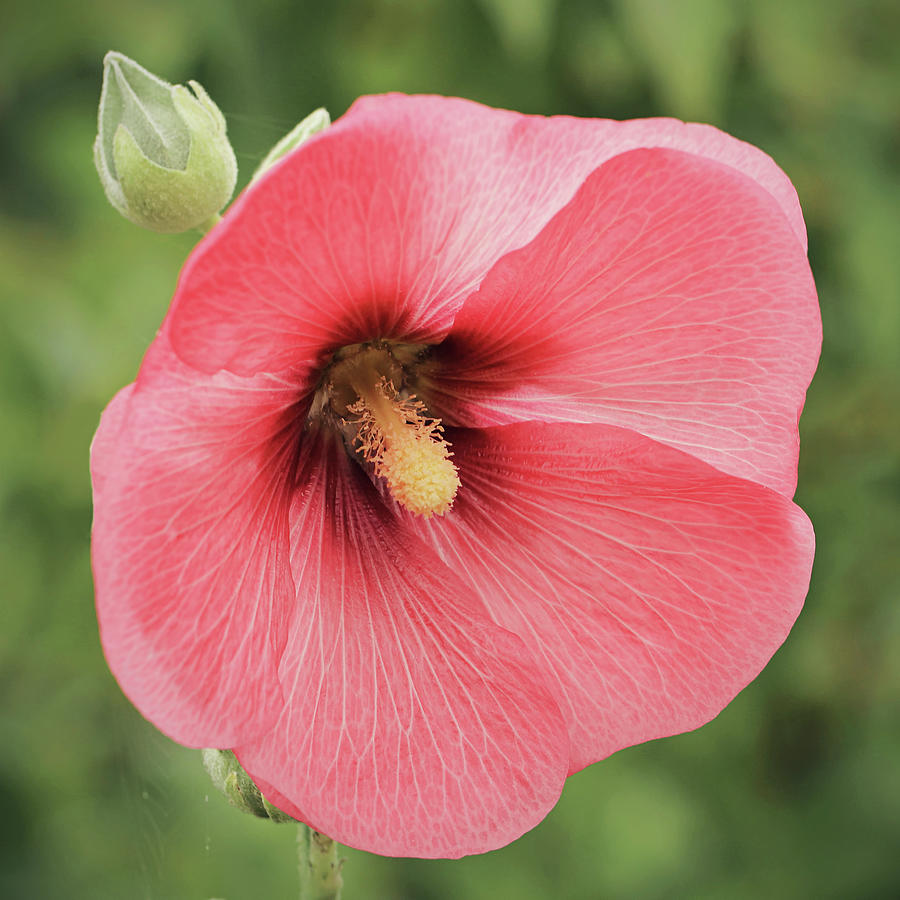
[2,0,899,897]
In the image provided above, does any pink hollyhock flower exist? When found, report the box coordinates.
[91,94,820,858]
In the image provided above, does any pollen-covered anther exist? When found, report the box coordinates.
[347,378,460,517]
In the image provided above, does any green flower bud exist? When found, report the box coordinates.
[251,107,330,183]
[201,749,295,824]
[93,51,237,233]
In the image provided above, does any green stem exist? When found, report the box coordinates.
[195,211,222,234]
[298,824,344,900]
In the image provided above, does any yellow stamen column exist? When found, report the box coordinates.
[346,375,460,517]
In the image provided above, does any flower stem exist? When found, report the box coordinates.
[195,212,222,234]
[298,824,344,900]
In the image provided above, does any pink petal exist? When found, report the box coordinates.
[168,94,806,377]
[234,429,569,858]
[90,382,135,502]
[406,422,814,775]
[91,337,301,747]
[434,147,820,495]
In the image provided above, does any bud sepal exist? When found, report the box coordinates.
[202,748,295,824]
[251,107,330,183]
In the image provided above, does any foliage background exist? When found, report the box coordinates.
[2,0,898,897]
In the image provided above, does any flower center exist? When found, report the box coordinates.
[323,343,459,518]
